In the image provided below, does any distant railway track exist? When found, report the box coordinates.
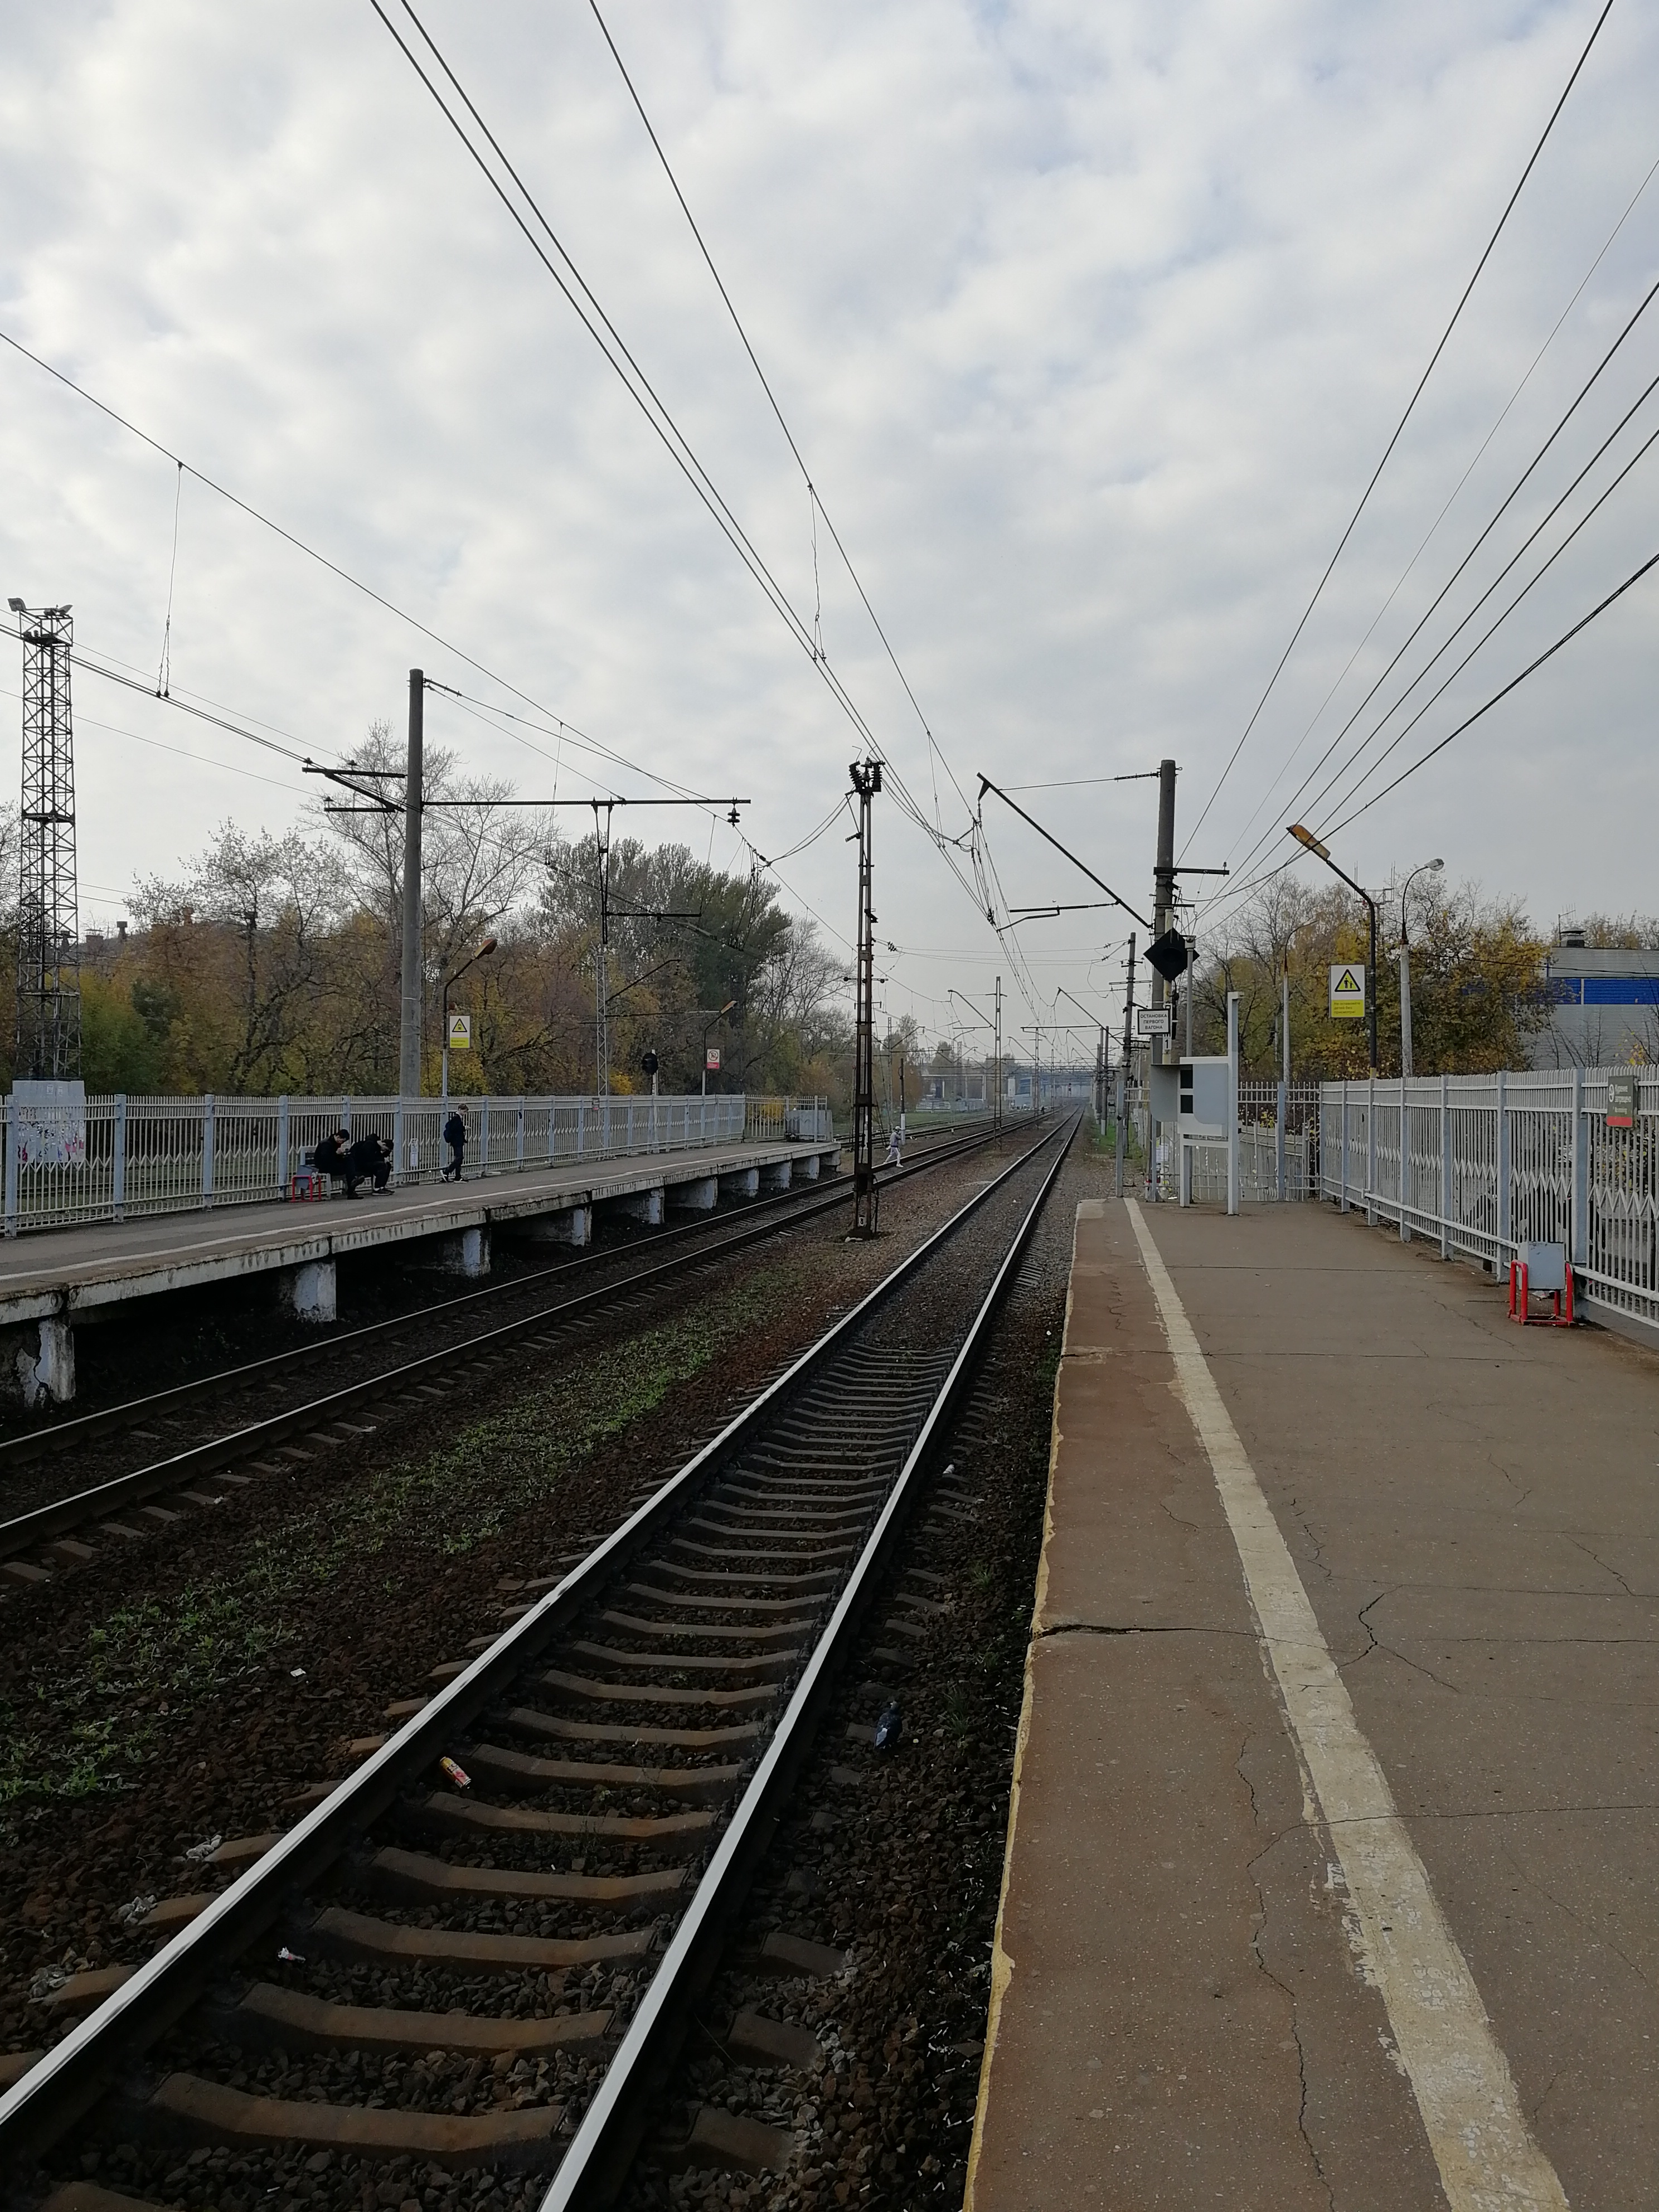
[0,1120,1023,1575]
[0,1114,1074,2205]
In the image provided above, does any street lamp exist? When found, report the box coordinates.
[441,935,497,1100]
[1396,857,1443,1079]
[702,1000,736,1098]
[1287,826,1379,1074]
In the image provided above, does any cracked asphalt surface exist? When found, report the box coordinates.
[968,1195,1659,2211]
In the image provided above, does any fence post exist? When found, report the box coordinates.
[1495,1071,1510,1268]
[1439,1074,1451,1260]
[202,1094,216,1207]
[277,1095,290,1197]
[576,1101,585,1161]
[113,1094,128,1220]
[478,1100,491,1180]
[1276,1080,1286,1201]
[1570,1065,1588,1275]
[2,1095,14,1238]
[1365,1076,1376,1225]
[516,1099,525,1170]
[1399,1078,1410,1242]
[391,1098,402,1189]
[1340,1083,1349,1212]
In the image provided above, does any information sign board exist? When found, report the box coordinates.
[1605,1071,1636,1129]
[447,1013,472,1050]
[1135,1006,1172,1037]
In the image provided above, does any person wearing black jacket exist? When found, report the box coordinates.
[442,1107,467,1183]
[345,1133,392,1197]
[312,1128,352,1190]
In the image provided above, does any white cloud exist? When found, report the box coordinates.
[0,0,1655,1054]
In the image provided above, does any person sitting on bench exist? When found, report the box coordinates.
[312,1127,352,1191]
[345,1132,392,1197]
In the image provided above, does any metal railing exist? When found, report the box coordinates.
[1156,1080,1322,1204]
[1185,1124,1312,1205]
[0,1092,761,1237]
[1318,1070,1659,1337]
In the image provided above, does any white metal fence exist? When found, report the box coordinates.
[1165,1080,1323,1204]
[1185,1124,1312,1205]
[1318,1069,1659,1337]
[0,1092,761,1236]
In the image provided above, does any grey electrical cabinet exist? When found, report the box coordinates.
[1176,1056,1230,1136]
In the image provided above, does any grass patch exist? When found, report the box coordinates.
[1,1588,282,1803]
[0,1261,799,1803]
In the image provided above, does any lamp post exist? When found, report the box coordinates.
[702,1000,736,1098]
[441,935,497,1100]
[1396,857,1444,1079]
[1287,826,1379,1074]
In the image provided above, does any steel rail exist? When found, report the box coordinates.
[0,1122,1026,1565]
[0,1114,1068,2165]
[543,1115,1078,2208]
[0,1120,1003,1471]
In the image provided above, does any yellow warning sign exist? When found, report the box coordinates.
[1329,964,1366,1020]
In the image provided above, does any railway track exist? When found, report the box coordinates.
[0,1113,1074,2209]
[0,1120,1019,1578]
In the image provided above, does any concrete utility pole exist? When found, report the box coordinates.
[1117,929,1137,1197]
[1397,857,1442,1079]
[398,670,424,1102]
[1282,965,1292,1087]
[1151,759,1177,1069]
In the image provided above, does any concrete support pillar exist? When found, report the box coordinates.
[793,1152,821,1182]
[719,1167,760,1201]
[280,1259,337,1325]
[607,1186,664,1227]
[668,1176,719,1212]
[522,1205,591,1248]
[759,1161,793,1194]
[437,1225,492,1277]
[0,1318,76,1408]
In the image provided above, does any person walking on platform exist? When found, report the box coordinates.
[443,1105,468,1182]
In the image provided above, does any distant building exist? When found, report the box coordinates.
[1531,932,1659,1068]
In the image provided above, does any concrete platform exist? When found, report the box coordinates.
[967,1195,1659,2211]
[0,1138,838,1404]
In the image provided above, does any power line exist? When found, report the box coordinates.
[1180,0,1617,860]
[1326,543,1659,833]
[372,1,1037,1012]
[1216,262,1659,896]
[585,0,981,832]
[1308,396,1659,828]
[1216,141,1659,876]
[1194,529,1659,938]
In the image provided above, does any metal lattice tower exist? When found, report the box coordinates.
[850,758,881,1236]
[15,604,81,1080]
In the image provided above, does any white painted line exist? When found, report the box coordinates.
[1125,1200,1569,2212]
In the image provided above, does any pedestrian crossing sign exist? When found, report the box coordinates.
[1329,964,1366,1020]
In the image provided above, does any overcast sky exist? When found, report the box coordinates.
[1,0,1655,1063]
